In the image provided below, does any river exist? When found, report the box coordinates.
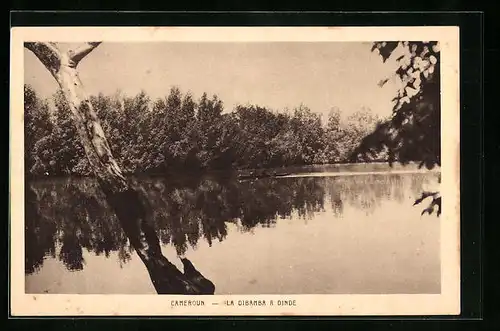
[25,163,441,294]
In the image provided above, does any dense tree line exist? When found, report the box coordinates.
[25,84,384,177]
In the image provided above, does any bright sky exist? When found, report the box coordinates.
[24,42,403,121]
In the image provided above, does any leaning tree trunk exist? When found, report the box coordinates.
[24,42,214,295]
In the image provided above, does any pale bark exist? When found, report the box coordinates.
[25,42,128,193]
[25,42,214,294]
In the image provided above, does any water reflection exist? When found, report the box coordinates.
[25,172,434,276]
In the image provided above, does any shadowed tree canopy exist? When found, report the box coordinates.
[350,41,441,216]
[351,41,440,170]
[25,86,385,178]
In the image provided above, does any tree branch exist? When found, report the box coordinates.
[67,42,102,68]
[24,42,62,73]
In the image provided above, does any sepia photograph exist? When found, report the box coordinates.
[10,26,460,316]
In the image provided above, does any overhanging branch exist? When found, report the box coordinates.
[67,42,102,68]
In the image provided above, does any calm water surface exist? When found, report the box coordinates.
[25,164,441,294]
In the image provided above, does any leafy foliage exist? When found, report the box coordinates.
[349,41,442,216]
[413,191,441,217]
[25,84,387,177]
[351,41,441,170]
[24,85,53,176]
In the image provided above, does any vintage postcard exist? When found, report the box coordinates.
[10,26,460,316]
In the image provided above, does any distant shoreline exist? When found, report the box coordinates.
[25,161,441,181]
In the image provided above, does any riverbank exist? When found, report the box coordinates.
[25,162,440,183]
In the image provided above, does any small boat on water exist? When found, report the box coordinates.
[237,170,291,181]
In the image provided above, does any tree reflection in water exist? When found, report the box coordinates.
[25,172,433,275]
